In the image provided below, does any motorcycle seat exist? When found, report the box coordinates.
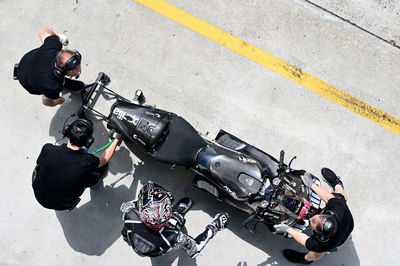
[153,115,207,167]
[216,131,279,178]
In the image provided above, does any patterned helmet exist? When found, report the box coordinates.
[137,182,173,229]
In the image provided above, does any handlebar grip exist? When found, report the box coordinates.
[279,150,284,165]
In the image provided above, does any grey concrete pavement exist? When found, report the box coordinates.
[309,0,400,46]
[1,0,399,265]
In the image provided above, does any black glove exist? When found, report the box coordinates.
[207,212,229,236]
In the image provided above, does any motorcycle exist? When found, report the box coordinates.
[79,73,322,235]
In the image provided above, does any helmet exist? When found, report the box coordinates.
[137,182,173,229]
[315,210,338,241]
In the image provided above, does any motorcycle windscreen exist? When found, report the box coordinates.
[152,116,207,167]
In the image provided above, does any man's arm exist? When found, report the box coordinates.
[172,213,229,258]
[286,227,310,247]
[301,172,334,203]
[310,183,334,203]
[38,28,68,45]
[97,134,122,167]
[38,28,57,43]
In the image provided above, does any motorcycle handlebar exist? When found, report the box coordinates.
[279,150,284,166]
[82,72,110,108]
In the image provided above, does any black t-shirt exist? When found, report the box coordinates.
[32,143,100,210]
[305,195,354,252]
[18,35,63,99]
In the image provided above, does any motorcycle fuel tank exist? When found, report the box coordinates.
[107,100,170,152]
[205,151,263,199]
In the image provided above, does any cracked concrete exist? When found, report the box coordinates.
[305,0,400,48]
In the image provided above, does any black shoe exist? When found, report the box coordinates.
[283,249,313,264]
[321,168,343,189]
[174,197,193,215]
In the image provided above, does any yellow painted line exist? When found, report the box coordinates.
[133,0,400,135]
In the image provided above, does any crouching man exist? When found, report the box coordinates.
[274,168,354,264]
[32,119,121,210]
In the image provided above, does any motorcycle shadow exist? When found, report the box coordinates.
[126,143,360,266]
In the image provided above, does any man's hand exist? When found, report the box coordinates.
[273,223,290,235]
[211,212,229,231]
[115,132,122,141]
[57,33,69,46]
[301,172,314,188]
[207,212,229,237]
[110,131,122,144]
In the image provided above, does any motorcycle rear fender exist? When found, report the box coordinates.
[107,100,170,152]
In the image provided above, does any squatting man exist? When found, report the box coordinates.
[274,168,354,264]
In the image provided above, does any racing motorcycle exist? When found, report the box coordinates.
[80,73,322,234]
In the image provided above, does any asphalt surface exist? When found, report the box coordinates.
[1,0,399,265]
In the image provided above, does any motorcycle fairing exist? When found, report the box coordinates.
[196,147,263,200]
[215,130,280,178]
[283,171,321,212]
[107,100,170,151]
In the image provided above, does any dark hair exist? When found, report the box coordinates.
[68,120,93,147]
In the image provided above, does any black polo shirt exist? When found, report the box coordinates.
[306,195,354,252]
[18,35,63,99]
[32,143,100,210]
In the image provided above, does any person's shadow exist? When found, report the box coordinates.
[54,138,135,256]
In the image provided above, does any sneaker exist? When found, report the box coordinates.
[174,197,193,215]
[321,168,343,189]
[283,249,313,264]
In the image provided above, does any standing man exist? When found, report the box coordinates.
[274,168,354,264]
[15,28,85,107]
[32,119,122,211]
[120,182,229,258]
